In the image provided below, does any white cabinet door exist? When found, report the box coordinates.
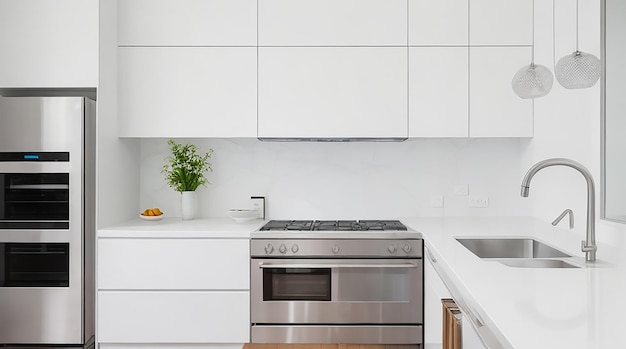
[409,47,468,137]
[118,47,257,137]
[258,0,406,46]
[462,317,488,349]
[469,47,533,137]
[98,238,249,290]
[0,0,98,88]
[423,250,453,346]
[408,0,468,46]
[98,291,250,343]
[118,0,256,46]
[470,0,532,46]
[258,47,408,139]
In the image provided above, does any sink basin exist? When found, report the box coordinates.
[456,238,571,259]
[498,259,580,268]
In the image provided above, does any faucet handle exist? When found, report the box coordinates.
[552,209,574,229]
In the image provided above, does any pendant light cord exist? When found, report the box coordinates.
[553,0,557,71]
[576,0,580,52]
[531,0,535,65]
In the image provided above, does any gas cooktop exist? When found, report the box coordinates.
[259,220,408,231]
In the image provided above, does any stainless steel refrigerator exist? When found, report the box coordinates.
[0,96,95,348]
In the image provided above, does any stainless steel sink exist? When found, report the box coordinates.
[498,259,580,268]
[456,238,571,259]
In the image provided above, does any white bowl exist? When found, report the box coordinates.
[228,209,259,222]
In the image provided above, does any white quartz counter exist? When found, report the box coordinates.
[98,217,266,238]
[98,216,626,348]
[403,216,626,349]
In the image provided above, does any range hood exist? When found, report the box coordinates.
[257,137,408,142]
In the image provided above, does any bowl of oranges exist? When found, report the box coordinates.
[140,207,164,221]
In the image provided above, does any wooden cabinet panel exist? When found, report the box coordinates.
[118,0,256,46]
[98,291,250,343]
[0,0,97,88]
[409,47,468,137]
[408,0,468,46]
[118,47,257,138]
[258,47,408,139]
[258,0,406,46]
[98,238,249,290]
[469,47,533,137]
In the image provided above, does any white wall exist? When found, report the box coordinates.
[97,0,140,228]
[524,0,626,249]
[139,138,528,220]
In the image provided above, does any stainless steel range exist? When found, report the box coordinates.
[250,220,423,346]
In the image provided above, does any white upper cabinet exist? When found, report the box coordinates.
[409,47,469,137]
[409,0,468,46]
[118,0,256,46]
[258,47,408,139]
[258,0,407,46]
[0,0,98,88]
[469,47,533,137]
[470,0,532,45]
[118,47,257,138]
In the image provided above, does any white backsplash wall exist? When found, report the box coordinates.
[523,0,626,249]
[140,138,529,219]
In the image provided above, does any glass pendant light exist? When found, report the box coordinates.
[512,0,553,99]
[555,0,601,89]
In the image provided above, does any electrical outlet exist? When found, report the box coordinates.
[469,196,489,208]
[430,195,444,208]
[250,196,265,219]
[454,184,469,196]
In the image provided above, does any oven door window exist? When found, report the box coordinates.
[0,243,70,287]
[0,173,69,229]
[263,267,331,301]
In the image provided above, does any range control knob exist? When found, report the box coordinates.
[279,244,288,254]
[332,245,340,254]
[291,244,299,253]
[264,243,274,254]
[403,243,412,253]
[387,244,397,254]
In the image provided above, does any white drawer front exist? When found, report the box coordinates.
[98,291,250,343]
[98,239,249,290]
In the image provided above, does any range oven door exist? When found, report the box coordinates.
[251,258,423,324]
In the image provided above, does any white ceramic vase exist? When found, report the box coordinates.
[180,191,198,220]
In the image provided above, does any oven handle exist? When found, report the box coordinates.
[258,262,418,269]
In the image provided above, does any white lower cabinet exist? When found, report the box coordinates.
[462,317,487,349]
[98,291,249,343]
[97,237,250,345]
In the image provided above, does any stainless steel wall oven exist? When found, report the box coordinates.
[251,220,423,346]
[0,96,95,348]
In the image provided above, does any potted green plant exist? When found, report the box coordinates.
[162,139,214,220]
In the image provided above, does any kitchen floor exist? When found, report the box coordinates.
[243,344,419,349]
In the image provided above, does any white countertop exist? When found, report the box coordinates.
[98,217,267,238]
[403,216,626,349]
[98,216,626,348]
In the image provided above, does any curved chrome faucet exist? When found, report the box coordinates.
[520,158,597,261]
